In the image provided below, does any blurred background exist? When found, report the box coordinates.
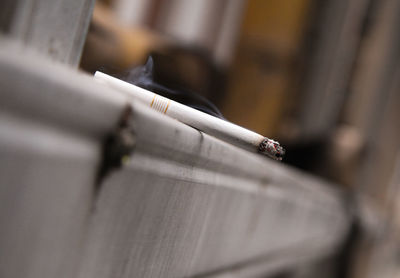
[1,0,399,276]
[79,0,400,277]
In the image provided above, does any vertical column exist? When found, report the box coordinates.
[0,0,96,66]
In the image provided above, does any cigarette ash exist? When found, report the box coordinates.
[259,138,286,161]
[121,57,225,119]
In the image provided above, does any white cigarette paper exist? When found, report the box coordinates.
[94,71,285,160]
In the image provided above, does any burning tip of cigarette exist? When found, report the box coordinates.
[259,138,286,161]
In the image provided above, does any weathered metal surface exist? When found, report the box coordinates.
[0,42,126,278]
[0,42,350,278]
[78,100,349,278]
[0,0,95,66]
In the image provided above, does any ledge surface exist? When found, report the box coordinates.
[0,44,350,278]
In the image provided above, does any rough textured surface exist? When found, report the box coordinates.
[78,102,349,278]
[0,44,350,278]
[0,44,125,278]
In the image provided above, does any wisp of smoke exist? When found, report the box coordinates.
[121,57,225,119]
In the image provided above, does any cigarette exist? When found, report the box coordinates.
[94,71,285,160]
